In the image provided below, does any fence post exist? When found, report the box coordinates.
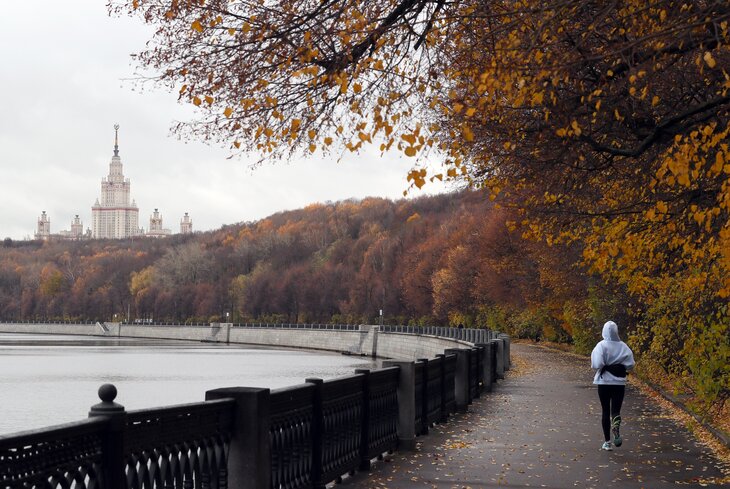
[493,338,505,379]
[305,377,326,489]
[416,358,429,435]
[474,346,484,395]
[355,368,372,471]
[382,360,416,450]
[435,354,447,422]
[205,387,271,489]
[498,333,511,370]
[444,349,469,413]
[88,384,126,489]
[475,343,493,392]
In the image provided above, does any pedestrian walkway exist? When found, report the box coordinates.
[342,343,729,488]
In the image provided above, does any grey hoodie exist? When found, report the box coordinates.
[591,321,635,385]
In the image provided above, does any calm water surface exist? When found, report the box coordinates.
[0,333,375,435]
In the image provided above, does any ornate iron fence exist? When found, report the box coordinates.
[270,384,315,489]
[0,418,107,489]
[0,330,509,489]
[124,399,233,489]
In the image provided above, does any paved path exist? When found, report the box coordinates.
[342,343,729,488]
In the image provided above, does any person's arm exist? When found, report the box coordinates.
[623,346,636,371]
[590,343,604,370]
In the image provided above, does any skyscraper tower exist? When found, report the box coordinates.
[91,125,140,239]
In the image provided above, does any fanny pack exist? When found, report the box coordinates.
[599,364,627,379]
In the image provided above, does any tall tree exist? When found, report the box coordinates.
[114,0,729,411]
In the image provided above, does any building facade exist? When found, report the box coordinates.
[35,211,51,240]
[91,125,140,239]
[180,212,193,234]
[146,208,171,238]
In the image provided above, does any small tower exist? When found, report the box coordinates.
[180,212,193,234]
[35,211,51,240]
[71,215,83,238]
[146,208,171,238]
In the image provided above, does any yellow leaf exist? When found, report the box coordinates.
[652,96,660,106]
[233,141,241,149]
[224,107,233,118]
[192,96,202,106]
[291,119,301,131]
[307,129,316,139]
[465,107,476,117]
[204,95,214,105]
[324,137,333,145]
[179,84,188,95]
[571,120,581,136]
[309,144,317,153]
[353,83,362,94]
[453,103,464,114]
[404,146,417,157]
[704,52,716,68]
[132,0,139,8]
[191,20,203,32]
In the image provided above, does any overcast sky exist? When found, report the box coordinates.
[0,1,448,240]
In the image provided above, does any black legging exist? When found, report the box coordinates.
[597,384,625,441]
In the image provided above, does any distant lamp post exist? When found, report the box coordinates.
[226,312,230,323]
[379,309,383,327]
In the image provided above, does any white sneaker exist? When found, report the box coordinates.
[612,416,622,447]
[601,441,613,451]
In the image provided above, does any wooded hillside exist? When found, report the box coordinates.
[2,191,602,332]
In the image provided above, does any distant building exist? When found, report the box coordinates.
[34,124,195,239]
[91,125,141,239]
[71,215,84,238]
[146,208,171,238]
[57,215,89,240]
[35,211,51,240]
[180,212,193,234]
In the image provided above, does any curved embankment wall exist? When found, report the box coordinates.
[0,322,473,360]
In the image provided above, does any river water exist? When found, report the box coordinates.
[0,333,375,435]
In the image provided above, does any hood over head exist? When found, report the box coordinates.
[602,321,621,341]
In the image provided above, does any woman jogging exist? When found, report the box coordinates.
[591,320,635,451]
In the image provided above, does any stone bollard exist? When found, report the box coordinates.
[89,384,126,489]
[205,387,271,489]
[382,360,416,451]
[475,343,493,393]
[444,348,469,413]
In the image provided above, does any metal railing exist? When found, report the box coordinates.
[0,329,511,488]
